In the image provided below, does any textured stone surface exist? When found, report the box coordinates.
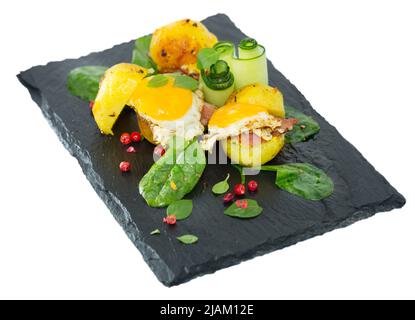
[18,14,405,286]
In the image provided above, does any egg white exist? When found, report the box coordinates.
[201,112,282,151]
[137,91,204,146]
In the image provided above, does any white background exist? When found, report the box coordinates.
[1,0,414,300]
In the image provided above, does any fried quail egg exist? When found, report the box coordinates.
[200,103,283,151]
[129,75,204,146]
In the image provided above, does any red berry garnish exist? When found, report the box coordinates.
[130,131,141,142]
[163,215,177,225]
[234,183,246,196]
[120,133,131,145]
[89,101,94,109]
[119,161,131,172]
[235,199,248,209]
[248,180,258,192]
[126,146,136,153]
[223,193,234,203]
[154,145,166,157]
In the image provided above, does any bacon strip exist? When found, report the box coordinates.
[278,117,298,133]
[201,102,217,127]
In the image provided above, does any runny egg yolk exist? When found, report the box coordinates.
[129,77,193,121]
[209,103,269,128]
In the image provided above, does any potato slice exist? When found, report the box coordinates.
[137,115,157,145]
[221,134,285,167]
[92,63,147,135]
[227,83,285,118]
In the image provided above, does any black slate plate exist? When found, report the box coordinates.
[18,14,405,286]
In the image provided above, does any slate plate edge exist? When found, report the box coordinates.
[16,13,406,286]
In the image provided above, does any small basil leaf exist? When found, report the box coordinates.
[67,66,108,101]
[150,229,160,235]
[212,174,230,195]
[285,106,320,144]
[147,75,168,88]
[275,163,333,200]
[132,35,157,71]
[197,48,220,70]
[177,234,198,244]
[224,200,263,219]
[167,200,193,221]
[172,75,199,91]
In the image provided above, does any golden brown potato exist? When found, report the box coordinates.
[221,134,285,167]
[137,115,157,145]
[149,19,217,75]
[227,83,285,118]
[92,63,147,135]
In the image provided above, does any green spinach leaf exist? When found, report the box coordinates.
[172,74,199,91]
[139,138,206,207]
[224,200,263,219]
[167,200,193,220]
[67,66,107,101]
[285,106,320,143]
[261,163,333,200]
[131,35,157,71]
[197,48,219,70]
[212,174,230,194]
[147,74,168,88]
[176,234,198,244]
